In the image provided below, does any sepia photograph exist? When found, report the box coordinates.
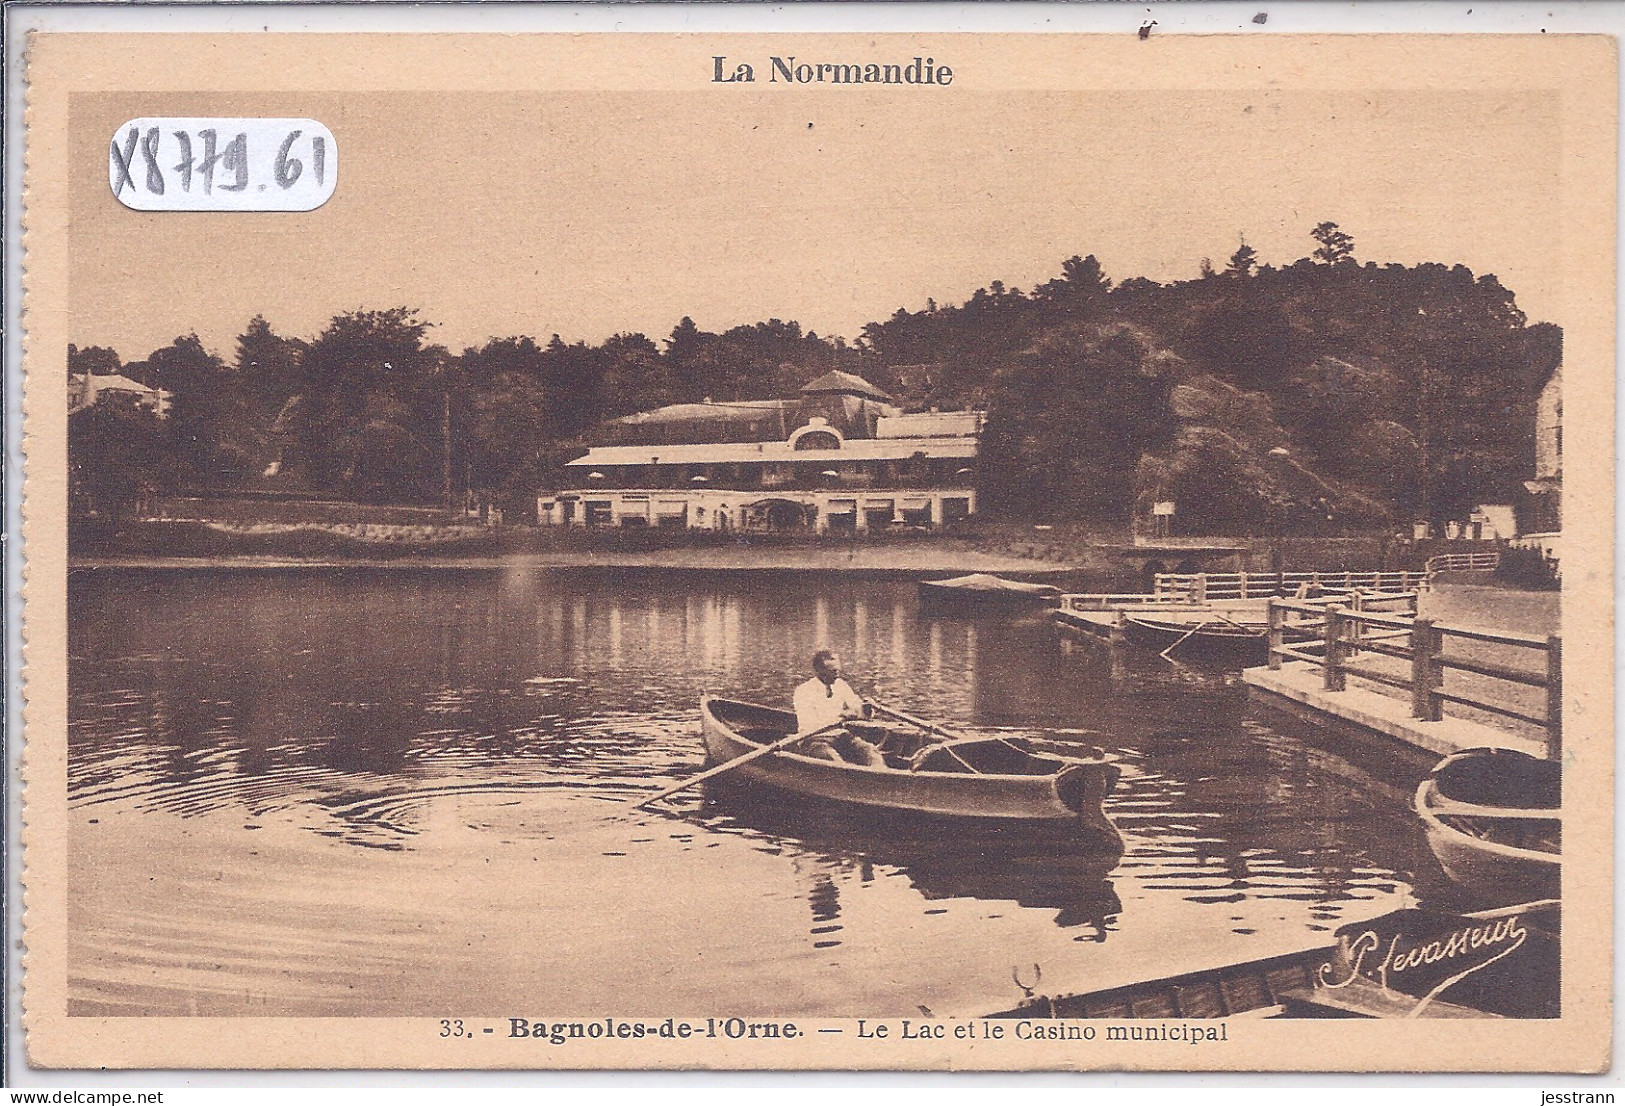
[17,26,1615,1071]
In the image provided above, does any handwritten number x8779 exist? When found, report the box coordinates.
[111,125,323,196]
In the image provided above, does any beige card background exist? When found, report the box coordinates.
[21,31,1617,1071]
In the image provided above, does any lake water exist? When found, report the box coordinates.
[67,568,1457,1018]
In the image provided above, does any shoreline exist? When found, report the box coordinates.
[67,547,1086,576]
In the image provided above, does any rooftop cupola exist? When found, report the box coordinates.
[798,370,892,402]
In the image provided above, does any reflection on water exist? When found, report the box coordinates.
[68,569,1446,1017]
[697,786,1126,946]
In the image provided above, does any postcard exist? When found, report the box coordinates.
[18,25,1614,1071]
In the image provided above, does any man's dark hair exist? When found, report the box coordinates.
[811,648,837,669]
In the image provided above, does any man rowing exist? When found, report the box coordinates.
[791,649,887,767]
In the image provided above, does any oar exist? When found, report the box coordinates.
[867,700,966,742]
[870,700,1099,766]
[626,719,847,811]
[1160,610,1265,662]
[1158,620,1208,662]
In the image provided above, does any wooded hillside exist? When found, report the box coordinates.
[71,223,1559,533]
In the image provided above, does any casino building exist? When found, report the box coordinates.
[537,370,983,533]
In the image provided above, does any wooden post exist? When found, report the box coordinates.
[1267,599,1283,670]
[1409,618,1442,722]
[1194,574,1207,604]
[1545,634,1563,762]
[1239,571,1250,599]
[1425,622,1444,721]
[1409,617,1431,720]
[1323,605,1346,691]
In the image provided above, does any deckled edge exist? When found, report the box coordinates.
[15,20,36,1072]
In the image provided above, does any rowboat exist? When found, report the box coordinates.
[1053,587,1420,668]
[699,696,1121,846]
[1119,609,1269,665]
[918,573,1062,607]
[1051,600,1272,666]
[1415,748,1561,904]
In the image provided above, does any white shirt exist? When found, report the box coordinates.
[793,676,865,736]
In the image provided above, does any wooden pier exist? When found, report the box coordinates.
[1049,566,1557,763]
[1243,596,1560,763]
[1153,569,1430,602]
[1052,570,1426,653]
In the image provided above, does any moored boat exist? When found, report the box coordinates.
[1119,610,1269,665]
[918,573,1062,607]
[1050,599,1273,666]
[699,695,1121,846]
[1415,747,1561,904]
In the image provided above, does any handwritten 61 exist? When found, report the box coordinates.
[109,118,338,212]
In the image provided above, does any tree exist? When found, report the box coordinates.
[234,315,308,415]
[134,334,256,486]
[715,318,836,399]
[1311,222,1356,265]
[459,365,551,499]
[1034,254,1112,307]
[978,323,1177,521]
[538,333,609,434]
[69,393,172,526]
[458,331,667,485]
[1404,313,1537,524]
[460,335,547,388]
[298,308,443,501]
[1226,240,1258,277]
[68,344,123,378]
[664,316,704,364]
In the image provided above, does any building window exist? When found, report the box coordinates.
[826,499,858,534]
[900,497,933,527]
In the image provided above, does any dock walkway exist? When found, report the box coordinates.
[1243,594,1560,764]
[1242,662,1547,760]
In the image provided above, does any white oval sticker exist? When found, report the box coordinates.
[109,118,337,211]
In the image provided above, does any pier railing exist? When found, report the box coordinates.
[1059,574,1426,615]
[1154,571,1429,603]
[1424,550,1502,575]
[1059,591,1190,613]
[1265,598,1562,758]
